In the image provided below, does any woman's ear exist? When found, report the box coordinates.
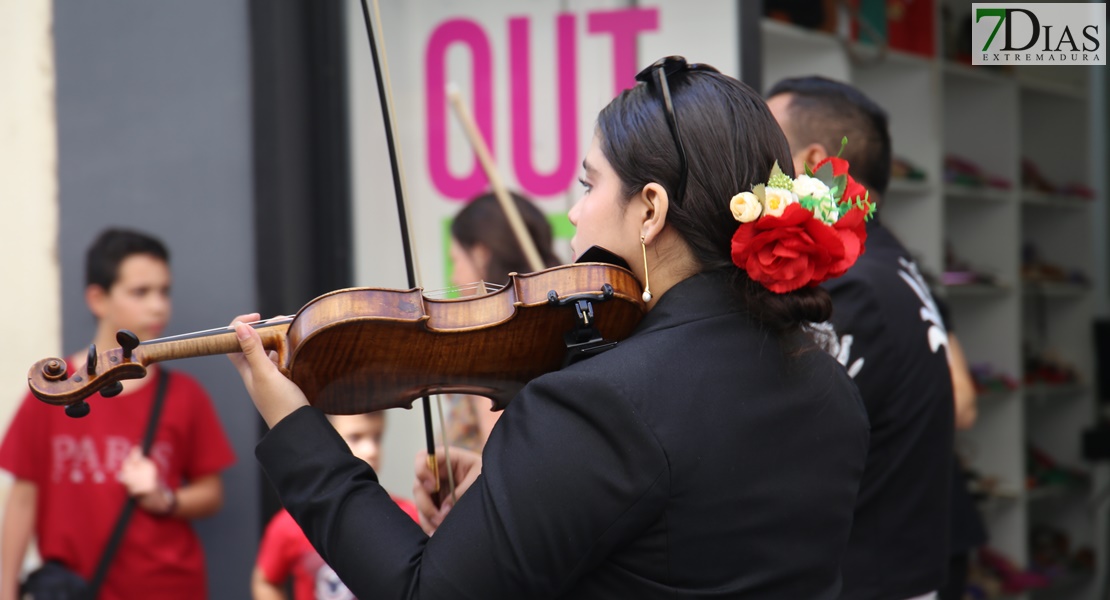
[637,182,670,246]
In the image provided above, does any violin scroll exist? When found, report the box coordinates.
[28,323,290,416]
[28,347,149,411]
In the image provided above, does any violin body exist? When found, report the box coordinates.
[291,263,642,413]
[28,260,644,415]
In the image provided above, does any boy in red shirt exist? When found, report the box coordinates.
[0,228,236,600]
[253,412,417,600]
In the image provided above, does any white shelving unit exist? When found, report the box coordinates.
[762,11,1101,600]
[1015,53,1099,598]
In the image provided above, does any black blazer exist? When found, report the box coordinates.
[257,271,870,599]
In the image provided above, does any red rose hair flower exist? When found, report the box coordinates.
[729,148,874,294]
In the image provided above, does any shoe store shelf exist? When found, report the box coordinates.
[886,178,934,196]
[1025,481,1092,505]
[944,184,1013,204]
[1017,75,1088,103]
[979,389,1020,405]
[847,41,935,70]
[1024,383,1091,402]
[943,60,1012,86]
[1022,282,1092,299]
[1020,191,1093,209]
[944,283,1012,298]
[761,11,1101,599]
[761,18,839,47]
[1026,571,1097,598]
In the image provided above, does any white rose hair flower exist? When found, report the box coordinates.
[761,187,798,218]
[730,192,762,223]
[792,175,831,202]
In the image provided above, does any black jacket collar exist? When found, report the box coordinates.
[632,270,740,337]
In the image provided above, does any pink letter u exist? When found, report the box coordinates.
[509,14,578,197]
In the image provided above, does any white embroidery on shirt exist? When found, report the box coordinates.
[896,257,949,356]
[807,321,865,379]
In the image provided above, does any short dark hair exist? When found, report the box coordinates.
[767,76,892,197]
[85,228,170,291]
[597,66,832,333]
[450,192,561,284]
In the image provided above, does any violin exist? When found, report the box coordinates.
[27,252,644,417]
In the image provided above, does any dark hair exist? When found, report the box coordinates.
[767,76,892,196]
[85,228,170,291]
[451,192,561,284]
[597,66,832,333]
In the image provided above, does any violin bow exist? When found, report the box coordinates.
[446,87,546,273]
[358,0,447,500]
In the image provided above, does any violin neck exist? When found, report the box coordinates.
[136,322,289,366]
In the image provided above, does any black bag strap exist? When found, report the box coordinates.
[85,369,171,599]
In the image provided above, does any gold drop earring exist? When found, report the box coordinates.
[640,235,652,303]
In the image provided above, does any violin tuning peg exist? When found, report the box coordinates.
[100,381,124,398]
[116,330,140,359]
[65,401,91,419]
[87,344,98,376]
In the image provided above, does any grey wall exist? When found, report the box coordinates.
[54,2,258,598]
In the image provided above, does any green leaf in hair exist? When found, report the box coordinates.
[767,161,794,190]
[814,161,836,185]
[831,175,848,201]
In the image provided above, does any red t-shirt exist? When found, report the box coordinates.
[0,368,235,600]
[257,499,419,600]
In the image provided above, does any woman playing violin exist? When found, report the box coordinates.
[231,57,871,599]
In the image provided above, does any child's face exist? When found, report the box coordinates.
[329,414,385,471]
[89,254,172,341]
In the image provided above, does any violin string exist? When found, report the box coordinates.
[434,282,503,292]
[138,317,293,345]
[423,281,505,298]
[134,278,508,346]
[140,278,506,346]
[425,284,493,296]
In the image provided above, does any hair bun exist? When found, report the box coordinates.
[740,275,833,333]
[783,286,833,324]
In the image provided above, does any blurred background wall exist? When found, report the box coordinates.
[52,1,257,596]
[0,0,61,557]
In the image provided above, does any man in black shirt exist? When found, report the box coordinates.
[768,77,955,600]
